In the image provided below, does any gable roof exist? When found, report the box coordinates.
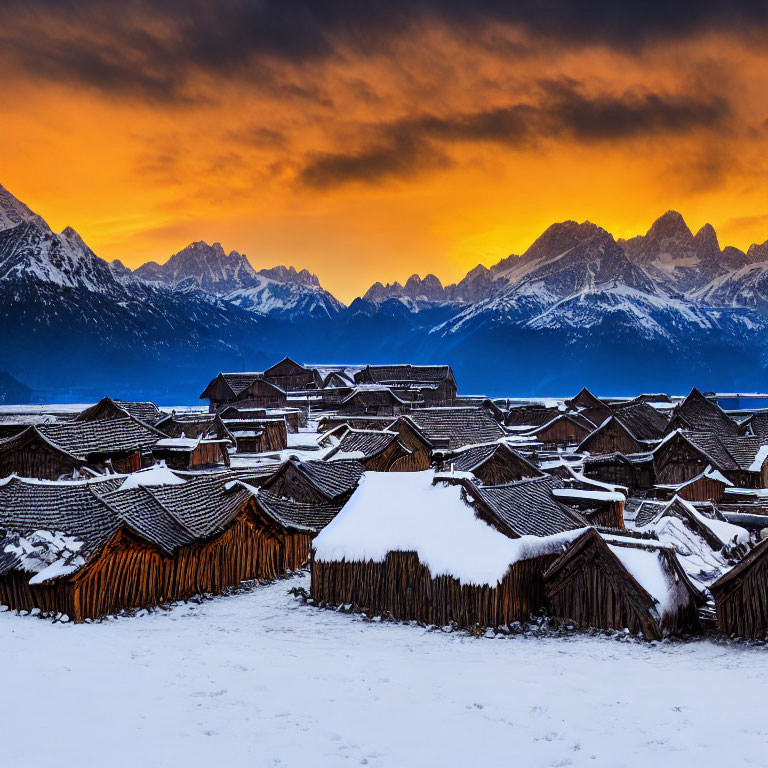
[12,417,163,460]
[667,388,739,436]
[76,397,164,427]
[263,356,308,377]
[531,411,595,437]
[247,486,341,533]
[340,386,406,406]
[323,429,403,461]
[354,365,455,389]
[566,388,612,419]
[95,485,196,554]
[138,471,252,538]
[611,403,668,441]
[445,442,543,479]
[313,470,585,586]
[399,408,505,449]
[472,476,589,538]
[658,430,768,473]
[544,528,702,615]
[155,413,235,444]
[742,412,768,440]
[200,372,264,400]
[0,476,123,560]
[637,495,748,551]
[266,458,365,502]
[710,537,768,594]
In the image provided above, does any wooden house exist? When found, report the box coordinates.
[530,412,595,450]
[438,442,544,486]
[654,430,768,488]
[0,417,162,479]
[544,528,703,639]
[665,388,739,436]
[382,416,435,467]
[76,397,165,426]
[550,487,626,531]
[151,436,230,470]
[262,458,365,505]
[565,388,613,426]
[578,403,668,456]
[233,378,288,410]
[263,357,321,392]
[311,470,586,628]
[0,471,336,622]
[504,405,561,429]
[654,465,732,503]
[740,412,768,440]
[155,413,235,445]
[323,429,426,472]
[583,452,655,490]
[317,415,395,434]
[200,372,263,412]
[391,407,506,451]
[711,539,768,639]
[636,495,748,552]
[353,364,457,406]
[218,405,299,434]
[337,386,407,417]
[222,418,288,453]
[469,475,589,538]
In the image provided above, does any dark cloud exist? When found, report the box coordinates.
[1,1,767,101]
[299,82,732,187]
[299,135,452,188]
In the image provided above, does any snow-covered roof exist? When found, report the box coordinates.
[552,488,625,503]
[119,462,186,490]
[313,470,586,587]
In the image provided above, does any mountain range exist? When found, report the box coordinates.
[1,181,767,403]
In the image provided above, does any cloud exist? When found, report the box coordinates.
[1,1,767,101]
[299,134,452,188]
[298,82,732,187]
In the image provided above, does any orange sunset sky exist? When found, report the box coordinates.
[1,1,767,302]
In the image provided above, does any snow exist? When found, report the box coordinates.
[668,496,749,547]
[328,450,366,460]
[748,444,768,472]
[702,465,733,486]
[155,437,199,449]
[314,471,585,586]
[647,517,731,592]
[119,462,185,489]
[3,574,767,768]
[605,542,682,616]
[552,488,625,503]
[3,529,86,584]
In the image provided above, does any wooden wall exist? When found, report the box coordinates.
[545,543,699,639]
[311,550,559,627]
[0,507,313,622]
[580,422,642,456]
[536,419,591,448]
[713,552,768,640]
[0,431,80,480]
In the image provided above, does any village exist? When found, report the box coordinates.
[0,356,766,643]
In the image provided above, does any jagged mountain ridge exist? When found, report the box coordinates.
[131,240,342,319]
[3,177,768,400]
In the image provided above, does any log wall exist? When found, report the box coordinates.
[713,556,768,639]
[0,510,313,622]
[311,551,559,627]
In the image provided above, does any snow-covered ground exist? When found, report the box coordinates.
[1,574,765,768]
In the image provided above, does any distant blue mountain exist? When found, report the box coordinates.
[1,181,767,403]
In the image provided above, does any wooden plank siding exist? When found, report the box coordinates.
[311,550,559,628]
[0,499,313,622]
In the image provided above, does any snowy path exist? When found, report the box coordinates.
[1,574,766,768]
